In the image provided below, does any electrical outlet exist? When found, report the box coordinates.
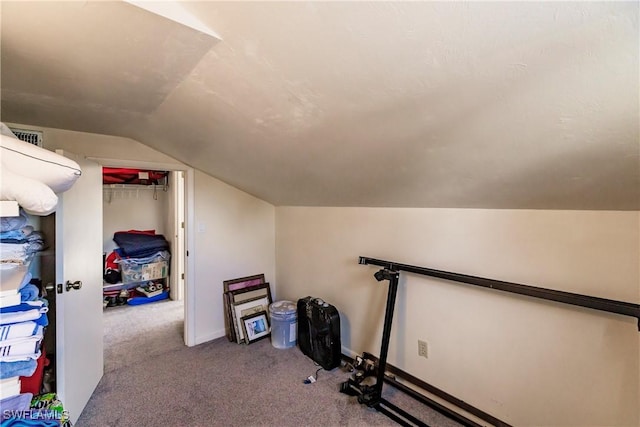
[418,340,428,359]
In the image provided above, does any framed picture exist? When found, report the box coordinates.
[223,292,237,342]
[230,283,272,305]
[241,311,270,344]
[222,275,269,343]
[223,274,265,292]
[224,283,272,343]
[233,295,271,343]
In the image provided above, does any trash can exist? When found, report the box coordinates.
[269,300,297,349]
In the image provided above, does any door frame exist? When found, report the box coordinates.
[169,170,185,301]
[89,157,197,347]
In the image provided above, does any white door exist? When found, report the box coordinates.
[55,151,103,423]
[167,170,185,301]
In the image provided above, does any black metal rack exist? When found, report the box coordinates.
[343,256,640,427]
[359,256,640,329]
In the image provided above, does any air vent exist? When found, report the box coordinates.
[8,128,43,147]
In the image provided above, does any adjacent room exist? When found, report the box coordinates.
[0,1,638,426]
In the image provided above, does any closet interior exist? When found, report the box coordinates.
[101,168,174,308]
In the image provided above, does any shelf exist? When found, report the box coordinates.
[103,184,166,191]
[0,201,19,217]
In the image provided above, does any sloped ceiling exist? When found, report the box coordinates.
[1,1,638,209]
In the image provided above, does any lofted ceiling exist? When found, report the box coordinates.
[1,1,638,209]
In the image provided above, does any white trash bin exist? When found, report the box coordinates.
[269,300,297,349]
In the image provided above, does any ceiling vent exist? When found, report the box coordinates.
[9,128,43,147]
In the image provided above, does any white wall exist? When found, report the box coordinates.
[7,123,276,345]
[192,170,275,343]
[102,186,170,253]
[275,207,639,426]
[10,122,637,424]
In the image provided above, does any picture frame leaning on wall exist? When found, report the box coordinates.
[222,274,270,342]
[242,311,270,344]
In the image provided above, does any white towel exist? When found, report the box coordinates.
[0,326,42,346]
[0,322,39,342]
[0,307,47,325]
[0,349,41,362]
[0,335,42,360]
[0,243,28,263]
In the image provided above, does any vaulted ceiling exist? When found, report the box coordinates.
[1,1,638,209]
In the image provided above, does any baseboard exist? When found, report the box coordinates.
[341,352,511,427]
[195,328,226,345]
[341,346,359,360]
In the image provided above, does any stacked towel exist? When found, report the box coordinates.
[0,359,37,379]
[0,300,48,380]
[0,210,46,310]
[0,302,48,326]
[0,225,33,242]
[0,212,27,234]
[0,392,33,420]
[0,322,40,342]
[0,229,46,256]
[0,335,43,361]
[0,243,28,265]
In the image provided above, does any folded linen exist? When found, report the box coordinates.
[0,392,33,417]
[113,232,169,257]
[0,328,42,347]
[0,349,41,363]
[0,226,33,242]
[0,322,40,342]
[0,212,27,233]
[18,285,38,303]
[0,359,36,379]
[0,236,44,249]
[0,301,45,314]
[32,314,48,328]
[0,311,45,327]
[0,244,28,264]
[0,335,42,360]
[0,303,48,326]
[2,415,61,427]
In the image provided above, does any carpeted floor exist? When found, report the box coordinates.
[77,299,462,427]
[101,298,185,374]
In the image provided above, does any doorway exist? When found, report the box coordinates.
[94,159,192,349]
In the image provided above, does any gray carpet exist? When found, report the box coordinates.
[77,299,462,427]
[101,298,185,374]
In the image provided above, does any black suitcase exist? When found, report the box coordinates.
[297,296,341,370]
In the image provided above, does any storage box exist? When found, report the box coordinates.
[120,259,169,284]
[0,264,29,295]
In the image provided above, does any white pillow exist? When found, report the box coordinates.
[0,167,58,215]
[0,128,81,194]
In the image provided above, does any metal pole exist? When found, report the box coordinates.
[373,269,400,404]
[359,257,640,329]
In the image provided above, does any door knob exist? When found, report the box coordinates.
[45,283,55,291]
[66,280,82,292]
